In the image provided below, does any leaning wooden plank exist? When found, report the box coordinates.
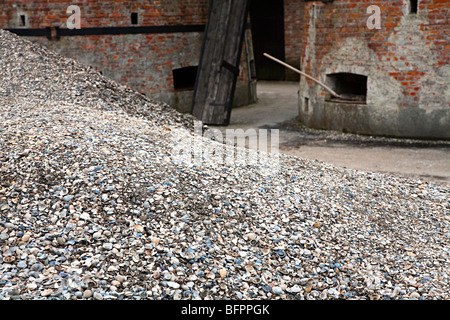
[191,0,250,125]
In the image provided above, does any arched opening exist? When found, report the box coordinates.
[172,66,199,113]
[173,66,198,91]
[325,72,368,104]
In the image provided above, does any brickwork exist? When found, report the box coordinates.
[3,0,447,138]
[1,0,208,28]
[30,32,204,105]
[284,0,304,80]
[0,0,255,111]
[298,0,449,139]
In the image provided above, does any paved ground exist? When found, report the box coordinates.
[219,81,450,186]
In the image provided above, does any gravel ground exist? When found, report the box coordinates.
[0,30,449,300]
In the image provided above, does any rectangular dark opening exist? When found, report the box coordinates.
[410,0,418,14]
[326,73,368,104]
[173,66,198,91]
[250,0,286,80]
[20,15,26,27]
[131,12,138,25]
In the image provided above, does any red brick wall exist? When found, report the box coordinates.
[297,0,450,138]
[284,0,304,80]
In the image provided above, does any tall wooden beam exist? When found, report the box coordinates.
[191,0,250,126]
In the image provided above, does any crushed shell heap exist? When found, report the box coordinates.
[0,30,449,300]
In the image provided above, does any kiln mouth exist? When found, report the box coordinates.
[325,72,368,104]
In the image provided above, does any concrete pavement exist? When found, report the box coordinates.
[218,81,450,186]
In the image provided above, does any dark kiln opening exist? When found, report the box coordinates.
[173,66,198,91]
[326,72,367,104]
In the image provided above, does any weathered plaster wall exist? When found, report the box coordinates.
[298,0,449,139]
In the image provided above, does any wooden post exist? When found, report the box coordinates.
[191,0,250,126]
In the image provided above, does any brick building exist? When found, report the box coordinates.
[0,0,305,114]
[1,0,213,113]
[1,0,447,138]
[298,0,449,139]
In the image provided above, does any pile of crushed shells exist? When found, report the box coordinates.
[0,30,448,300]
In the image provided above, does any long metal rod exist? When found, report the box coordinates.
[264,53,343,99]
